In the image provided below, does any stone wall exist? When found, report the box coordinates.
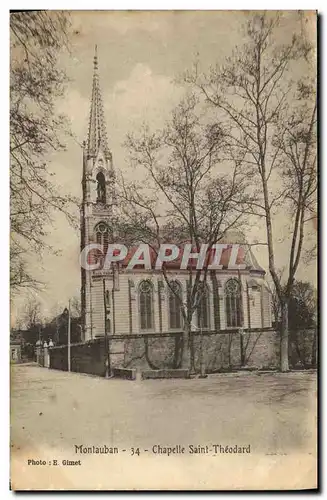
[123,334,180,370]
[189,329,279,372]
[48,329,280,376]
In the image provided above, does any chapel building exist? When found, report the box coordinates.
[80,51,272,342]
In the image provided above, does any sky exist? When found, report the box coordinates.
[11,10,317,324]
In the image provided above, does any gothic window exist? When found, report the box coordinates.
[197,283,210,330]
[94,222,109,265]
[96,171,106,204]
[139,280,154,331]
[168,281,183,330]
[225,278,243,327]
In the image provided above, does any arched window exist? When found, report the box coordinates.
[168,281,183,330]
[197,283,210,330]
[225,278,243,327]
[94,222,109,266]
[139,280,154,331]
[96,172,106,204]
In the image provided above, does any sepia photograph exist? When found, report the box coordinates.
[10,10,317,490]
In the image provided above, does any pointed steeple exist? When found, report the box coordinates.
[86,46,111,159]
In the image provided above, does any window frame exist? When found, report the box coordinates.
[168,280,183,331]
[94,222,110,267]
[138,280,154,332]
[196,282,210,331]
[225,278,243,328]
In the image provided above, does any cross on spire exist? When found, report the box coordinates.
[86,46,110,159]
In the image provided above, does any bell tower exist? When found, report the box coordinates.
[80,46,116,341]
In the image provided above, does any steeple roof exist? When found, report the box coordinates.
[86,46,111,159]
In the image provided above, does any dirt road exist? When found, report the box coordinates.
[10,365,317,490]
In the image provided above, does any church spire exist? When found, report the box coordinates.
[86,45,111,159]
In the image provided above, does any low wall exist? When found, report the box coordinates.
[123,334,180,370]
[120,329,280,372]
[191,329,279,372]
[47,329,280,377]
[49,338,108,377]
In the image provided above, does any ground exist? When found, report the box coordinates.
[10,364,317,490]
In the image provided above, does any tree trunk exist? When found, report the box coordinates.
[189,331,196,374]
[311,329,317,368]
[181,322,190,370]
[240,332,245,367]
[280,301,290,372]
[199,329,208,378]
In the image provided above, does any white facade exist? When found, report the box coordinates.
[82,269,271,341]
